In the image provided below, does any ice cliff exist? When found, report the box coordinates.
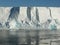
[0,7,60,30]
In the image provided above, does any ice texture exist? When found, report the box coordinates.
[0,7,60,30]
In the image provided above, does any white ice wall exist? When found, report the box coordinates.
[18,7,52,23]
[0,7,11,24]
[37,7,51,23]
[18,7,27,22]
[0,7,60,29]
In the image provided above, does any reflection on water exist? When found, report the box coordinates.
[0,30,39,45]
[0,30,60,45]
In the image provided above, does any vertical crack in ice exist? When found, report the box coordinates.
[47,7,57,30]
[8,7,19,21]
[27,7,31,21]
[36,8,39,22]
[6,7,20,29]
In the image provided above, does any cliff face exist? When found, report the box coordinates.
[0,7,60,29]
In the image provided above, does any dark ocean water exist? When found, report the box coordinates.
[0,30,59,45]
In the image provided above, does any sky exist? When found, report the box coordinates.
[0,0,60,7]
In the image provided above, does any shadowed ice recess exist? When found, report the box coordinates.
[0,7,60,30]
